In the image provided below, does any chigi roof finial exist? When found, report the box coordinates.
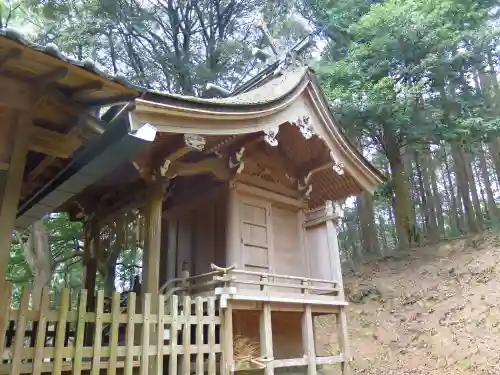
[205,15,315,98]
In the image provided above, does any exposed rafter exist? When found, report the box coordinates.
[29,125,82,158]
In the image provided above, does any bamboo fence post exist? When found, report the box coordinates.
[208,298,216,375]
[140,293,151,375]
[156,294,165,375]
[125,292,136,375]
[108,292,120,375]
[91,290,104,375]
[169,295,179,375]
[195,297,204,375]
[0,282,12,358]
[53,288,70,375]
[33,288,50,375]
[72,289,88,375]
[11,287,30,375]
[182,296,191,375]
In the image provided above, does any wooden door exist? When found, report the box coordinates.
[240,198,272,274]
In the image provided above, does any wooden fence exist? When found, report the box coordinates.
[0,284,222,375]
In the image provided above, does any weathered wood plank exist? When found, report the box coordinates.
[221,302,233,375]
[108,292,121,375]
[11,287,30,375]
[195,297,204,375]
[169,295,179,375]
[260,302,274,375]
[301,305,317,375]
[0,112,30,281]
[91,290,104,375]
[155,294,165,375]
[337,310,352,375]
[182,296,191,375]
[140,293,151,375]
[53,288,70,375]
[33,288,50,375]
[125,292,136,375]
[0,282,12,359]
[208,298,216,375]
[72,289,87,375]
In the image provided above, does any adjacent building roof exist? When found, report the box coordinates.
[0,29,155,229]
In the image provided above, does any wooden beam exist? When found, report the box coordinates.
[29,125,82,158]
[70,81,104,101]
[0,75,36,110]
[27,113,102,183]
[0,111,30,281]
[164,157,231,181]
[0,49,22,70]
[33,68,69,87]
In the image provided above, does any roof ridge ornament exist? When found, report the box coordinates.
[205,17,315,98]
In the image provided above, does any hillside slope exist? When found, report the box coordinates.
[317,235,500,375]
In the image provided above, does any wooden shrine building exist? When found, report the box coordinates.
[0,29,383,375]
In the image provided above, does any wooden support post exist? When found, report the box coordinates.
[0,111,30,282]
[260,303,274,375]
[324,201,345,300]
[159,218,169,288]
[142,184,164,308]
[142,183,163,374]
[225,183,239,267]
[337,310,352,375]
[221,302,234,375]
[302,305,317,375]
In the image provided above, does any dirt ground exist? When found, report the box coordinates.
[315,234,500,375]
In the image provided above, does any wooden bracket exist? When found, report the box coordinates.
[160,134,206,176]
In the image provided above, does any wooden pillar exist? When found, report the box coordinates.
[302,305,317,375]
[159,218,169,289]
[0,112,30,282]
[324,201,345,300]
[225,183,239,268]
[337,310,352,375]
[260,303,274,375]
[142,185,164,308]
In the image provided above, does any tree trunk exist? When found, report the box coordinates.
[388,203,398,246]
[414,150,430,235]
[420,146,439,239]
[429,151,445,235]
[357,192,381,257]
[451,141,481,233]
[23,220,51,307]
[443,145,462,233]
[384,128,417,248]
[403,146,419,227]
[478,143,498,223]
[463,146,484,228]
[378,215,389,253]
[488,138,500,190]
